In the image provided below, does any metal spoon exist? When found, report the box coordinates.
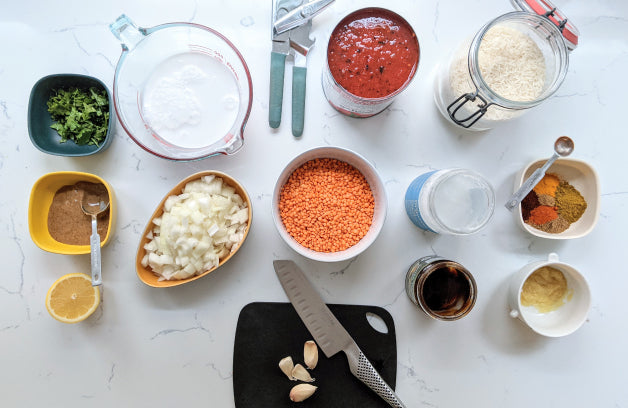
[81,194,110,286]
[505,136,575,212]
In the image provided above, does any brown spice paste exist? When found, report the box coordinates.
[47,182,110,245]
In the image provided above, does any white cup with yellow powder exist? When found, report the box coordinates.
[508,253,591,337]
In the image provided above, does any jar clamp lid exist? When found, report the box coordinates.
[511,0,579,50]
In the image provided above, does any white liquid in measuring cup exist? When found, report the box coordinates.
[141,52,239,149]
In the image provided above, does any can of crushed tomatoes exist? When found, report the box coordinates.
[322,7,420,118]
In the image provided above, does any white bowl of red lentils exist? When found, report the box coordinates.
[272,146,387,262]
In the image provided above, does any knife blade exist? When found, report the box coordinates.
[273,260,407,408]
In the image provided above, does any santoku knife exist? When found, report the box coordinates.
[273,259,406,408]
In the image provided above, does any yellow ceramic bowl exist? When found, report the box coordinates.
[28,171,116,254]
[136,171,252,288]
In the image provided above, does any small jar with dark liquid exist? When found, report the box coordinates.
[406,256,477,321]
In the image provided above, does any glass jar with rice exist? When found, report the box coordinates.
[434,0,579,131]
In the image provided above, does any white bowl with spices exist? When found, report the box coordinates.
[514,158,600,239]
[28,171,115,255]
[272,146,387,262]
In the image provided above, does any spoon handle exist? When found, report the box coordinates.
[90,216,102,286]
[504,153,559,212]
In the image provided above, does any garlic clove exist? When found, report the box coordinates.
[304,340,318,370]
[289,383,318,402]
[291,363,315,382]
[279,356,295,380]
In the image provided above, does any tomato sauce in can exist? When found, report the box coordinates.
[322,8,420,117]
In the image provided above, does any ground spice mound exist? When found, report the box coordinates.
[533,173,560,196]
[555,181,587,223]
[522,173,588,234]
[521,190,540,221]
[279,158,375,252]
[48,181,110,245]
[528,205,558,225]
[537,216,570,234]
[537,193,555,207]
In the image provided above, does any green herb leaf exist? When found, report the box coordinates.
[46,86,110,146]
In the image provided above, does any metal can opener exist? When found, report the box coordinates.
[269,0,334,137]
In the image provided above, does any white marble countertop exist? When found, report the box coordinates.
[2,1,627,407]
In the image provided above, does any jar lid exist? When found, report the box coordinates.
[511,0,579,50]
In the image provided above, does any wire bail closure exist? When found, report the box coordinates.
[543,7,569,33]
[447,91,494,129]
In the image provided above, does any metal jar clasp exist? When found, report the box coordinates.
[447,91,494,129]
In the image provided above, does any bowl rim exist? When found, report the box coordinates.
[135,170,252,287]
[28,171,115,254]
[515,157,599,240]
[271,146,387,262]
[27,73,114,156]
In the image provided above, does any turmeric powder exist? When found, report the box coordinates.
[533,173,561,197]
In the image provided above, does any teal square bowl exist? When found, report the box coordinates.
[28,74,114,156]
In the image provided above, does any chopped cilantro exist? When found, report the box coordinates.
[47,87,110,146]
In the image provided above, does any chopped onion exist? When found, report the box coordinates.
[143,176,249,280]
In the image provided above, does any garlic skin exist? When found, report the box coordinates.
[289,383,317,402]
[291,363,315,382]
[279,356,295,380]
[304,340,318,369]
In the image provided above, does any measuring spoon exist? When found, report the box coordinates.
[505,136,575,212]
[81,193,110,286]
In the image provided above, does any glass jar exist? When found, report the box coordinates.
[434,0,578,131]
[405,256,477,321]
[405,168,495,235]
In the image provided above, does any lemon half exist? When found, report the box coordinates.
[45,273,100,323]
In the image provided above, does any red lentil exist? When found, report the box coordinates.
[279,158,375,252]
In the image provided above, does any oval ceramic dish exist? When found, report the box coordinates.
[28,171,116,254]
[272,146,387,262]
[514,158,599,239]
[136,171,252,287]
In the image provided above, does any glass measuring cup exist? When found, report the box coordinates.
[110,15,253,161]
[434,0,578,131]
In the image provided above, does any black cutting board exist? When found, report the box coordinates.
[233,302,397,408]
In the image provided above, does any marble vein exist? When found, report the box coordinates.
[150,313,213,341]
[107,363,116,390]
[330,256,358,276]
[205,362,232,380]
[71,32,115,69]
[382,287,405,308]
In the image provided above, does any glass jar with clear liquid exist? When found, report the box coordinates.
[405,168,495,235]
[434,0,579,131]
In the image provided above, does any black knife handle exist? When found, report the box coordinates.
[344,342,407,408]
